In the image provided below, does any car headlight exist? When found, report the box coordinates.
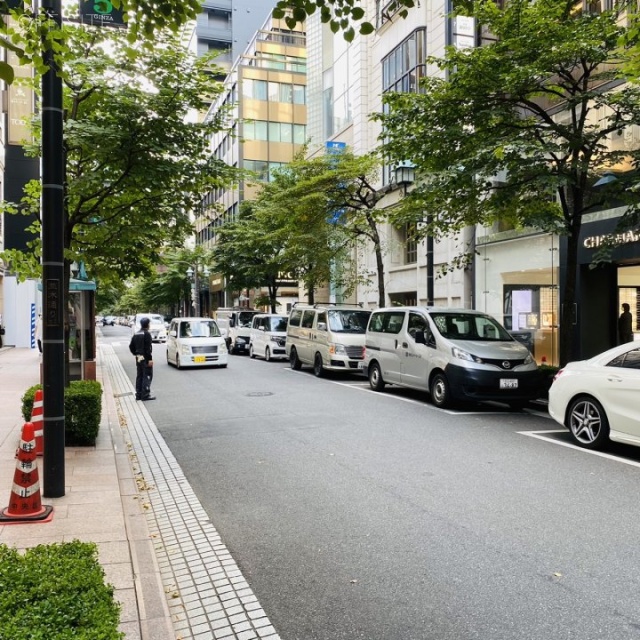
[269,336,280,342]
[452,346,483,363]
[524,353,534,365]
[219,344,227,353]
[181,345,191,355]
[329,343,347,355]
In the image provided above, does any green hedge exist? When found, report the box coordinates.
[0,541,123,640]
[21,381,103,446]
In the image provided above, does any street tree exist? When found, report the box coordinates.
[1,27,235,288]
[249,156,367,305]
[267,150,389,306]
[377,0,640,365]
[212,202,293,313]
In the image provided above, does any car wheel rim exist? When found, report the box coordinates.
[570,400,602,444]
[266,348,270,361]
[371,367,379,387]
[433,379,446,404]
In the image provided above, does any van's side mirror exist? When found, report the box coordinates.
[259,326,265,332]
[229,318,236,327]
[170,330,177,338]
[414,330,427,345]
[317,322,327,331]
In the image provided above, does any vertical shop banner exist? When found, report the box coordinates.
[7,19,34,146]
[79,0,126,27]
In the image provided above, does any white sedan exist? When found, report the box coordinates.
[548,342,640,450]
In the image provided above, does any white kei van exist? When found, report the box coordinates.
[363,307,541,409]
[215,308,261,354]
[286,303,372,376]
[131,313,167,343]
[249,314,288,361]
[166,317,228,369]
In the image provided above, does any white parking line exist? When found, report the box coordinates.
[519,430,640,468]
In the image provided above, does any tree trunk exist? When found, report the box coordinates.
[559,212,582,366]
[364,211,386,308]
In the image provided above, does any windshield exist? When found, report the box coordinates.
[327,309,371,333]
[149,315,164,325]
[430,313,513,341]
[179,320,221,338]
[238,312,259,328]
[269,317,288,332]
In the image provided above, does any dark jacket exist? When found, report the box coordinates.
[129,329,153,362]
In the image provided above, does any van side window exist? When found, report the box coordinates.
[316,311,328,330]
[369,313,385,332]
[383,312,405,334]
[408,312,428,340]
[289,310,302,327]
[301,310,315,328]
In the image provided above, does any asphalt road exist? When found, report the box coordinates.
[104,324,640,640]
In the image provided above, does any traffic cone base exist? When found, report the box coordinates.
[0,422,53,525]
[0,505,53,524]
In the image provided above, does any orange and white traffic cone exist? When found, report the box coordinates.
[31,389,44,457]
[0,422,54,524]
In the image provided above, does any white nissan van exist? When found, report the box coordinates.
[363,307,541,409]
[286,303,372,376]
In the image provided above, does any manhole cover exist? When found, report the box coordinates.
[246,391,274,397]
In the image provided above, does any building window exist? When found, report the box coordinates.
[381,29,426,184]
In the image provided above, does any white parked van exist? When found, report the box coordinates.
[166,317,228,369]
[249,314,288,361]
[363,307,541,409]
[214,308,261,355]
[285,303,372,376]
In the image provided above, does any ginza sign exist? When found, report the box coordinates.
[583,230,640,249]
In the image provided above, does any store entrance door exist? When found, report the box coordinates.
[618,265,640,344]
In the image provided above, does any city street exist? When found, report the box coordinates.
[105,324,640,640]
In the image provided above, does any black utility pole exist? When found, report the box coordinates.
[41,0,66,497]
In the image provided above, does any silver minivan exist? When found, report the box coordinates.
[363,307,541,409]
[286,303,372,376]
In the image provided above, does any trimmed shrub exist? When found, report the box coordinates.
[0,540,123,639]
[22,381,103,446]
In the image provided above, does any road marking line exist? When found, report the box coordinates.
[519,430,640,468]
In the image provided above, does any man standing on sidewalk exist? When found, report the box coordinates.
[129,317,155,400]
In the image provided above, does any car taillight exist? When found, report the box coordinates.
[553,368,564,381]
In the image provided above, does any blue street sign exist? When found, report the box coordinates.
[326,141,347,154]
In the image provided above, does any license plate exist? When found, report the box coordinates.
[500,378,518,389]
[194,355,206,363]
[357,361,364,369]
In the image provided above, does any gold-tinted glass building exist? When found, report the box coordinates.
[199,16,306,311]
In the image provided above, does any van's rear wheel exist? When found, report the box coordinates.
[265,347,271,362]
[313,353,324,377]
[176,354,182,370]
[368,362,385,392]
[290,347,302,370]
[430,373,450,408]
[249,345,255,359]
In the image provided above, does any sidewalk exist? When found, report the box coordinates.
[0,340,281,640]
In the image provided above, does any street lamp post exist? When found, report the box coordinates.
[186,264,210,317]
[393,162,434,306]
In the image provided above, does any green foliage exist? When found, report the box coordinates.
[0,540,122,639]
[214,150,388,305]
[273,0,415,39]
[0,27,237,286]
[22,381,103,446]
